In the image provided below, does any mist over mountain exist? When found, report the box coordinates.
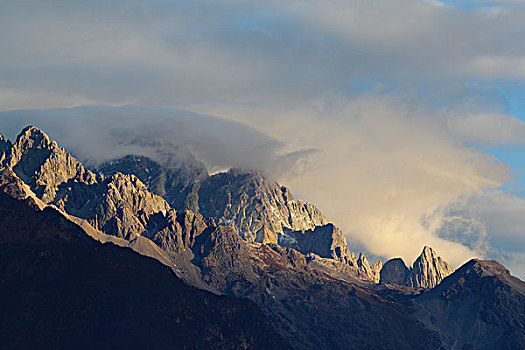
[1,125,524,349]
[0,106,313,176]
[2,1,525,348]
[1,105,523,280]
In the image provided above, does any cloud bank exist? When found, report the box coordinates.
[1,0,525,277]
[0,106,306,175]
[2,100,523,278]
[2,0,525,109]
[187,93,517,270]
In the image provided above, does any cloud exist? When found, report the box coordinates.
[186,92,511,269]
[446,112,525,145]
[0,1,524,277]
[0,106,309,175]
[1,99,522,277]
[2,0,525,108]
[426,189,525,278]
[470,56,525,79]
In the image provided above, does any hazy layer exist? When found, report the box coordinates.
[1,104,524,279]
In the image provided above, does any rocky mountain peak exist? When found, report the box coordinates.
[6,125,98,203]
[414,258,525,349]
[98,154,208,212]
[380,258,411,285]
[0,133,11,164]
[356,252,382,283]
[101,154,329,244]
[412,246,454,289]
[15,125,53,147]
[459,259,511,278]
[380,246,453,289]
[357,252,368,265]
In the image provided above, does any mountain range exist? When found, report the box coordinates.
[1,125,524,349]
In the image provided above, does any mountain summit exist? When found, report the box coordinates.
[1,125,524,349]
[100,156,328,244]
[414,259,525,349]
[380,246,453,289]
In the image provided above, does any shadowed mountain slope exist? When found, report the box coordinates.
[413,259,525,350]
[0,191,290,350]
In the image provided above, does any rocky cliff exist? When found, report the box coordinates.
[411,246,454,289]
[4,125,99,203]
[0,126,441,349]
[100,156,329,244]
[380,257,412,286]
[4,125,524,349]
[98,153,374,277]
[98,154,207,212]
[0,133,10,164]
[380,246,453,289]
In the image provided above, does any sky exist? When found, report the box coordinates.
[1,0,525,278]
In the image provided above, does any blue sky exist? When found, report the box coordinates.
[0,0,524,276]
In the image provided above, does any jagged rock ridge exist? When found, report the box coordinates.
[1,125,444,349]
[98,153,380,278]
[4,126,99,203]
[380,246,453,289]
[97,154,208,212]
[0,191,290,349]
[99,157,329,244]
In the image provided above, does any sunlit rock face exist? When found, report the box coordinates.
[2,127,174,241]
[380,246,453,289]
[5,125,98,203]
[357,253,382,283]
[0,133,10,164]
[411,246,454,289]
[97,154,208,213]
[100,156,328,244]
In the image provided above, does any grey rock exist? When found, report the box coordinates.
[51,172,171,240]
[100,155,329,244]
[143,209,212,254]
[99,154,384,284]
[357,253,382,283]
[5,125,99,203]
[98,154,207,212]
[284,223,352,263]
[371,261,383,283]
[191,169,329,244]
[380,257,411,285]
[0,133,11,164]
[3,127,180,241]
[380,246,453,289]
[412,246,454,289]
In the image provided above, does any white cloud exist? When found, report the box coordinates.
[186,92,510,269]
[428,189,525,278]
[471,56,525,79]
[2,0,525,108]
[446,112,525,145]
[0,1,524,277]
